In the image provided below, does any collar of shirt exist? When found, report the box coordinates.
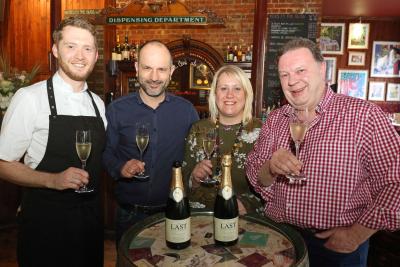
[133,91,172,107]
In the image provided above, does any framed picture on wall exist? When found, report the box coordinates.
[386,83,400,101]
[337,69,369,100]
[370,41,400,78]
[348,51,366,66]
[324,57,337,84]
[189,63,213,90]
[348,23,370,49]
[320,23,345,55]
[368,81,385,101]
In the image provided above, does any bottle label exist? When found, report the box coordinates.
[214,217,238,242]
[122,51,130,60]
[165,218,191,243]
[172,188,183,202]
[221,186,233,200]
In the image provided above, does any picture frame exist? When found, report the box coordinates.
[370,41,400,78]
[386,83,400,101]
[348,23,370,49]
[320,23,345,55]
[189,63,213,90]
[324,57,337,84]
[337,69,369,100]
[368,81,385,101]
[348,51,366,66]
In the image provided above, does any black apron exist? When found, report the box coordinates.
[17,78,105,267]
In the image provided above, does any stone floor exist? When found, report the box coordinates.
[0,225,117,267]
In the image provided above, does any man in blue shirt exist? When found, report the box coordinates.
[103,40,199,246]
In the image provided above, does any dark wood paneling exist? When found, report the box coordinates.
[323,0,400,18]
[6,0,51,78]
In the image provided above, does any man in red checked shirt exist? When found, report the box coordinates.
[246,38,400,267]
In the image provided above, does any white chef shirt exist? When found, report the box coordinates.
[0,72,107,169]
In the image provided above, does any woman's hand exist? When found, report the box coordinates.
[191,159,213,186]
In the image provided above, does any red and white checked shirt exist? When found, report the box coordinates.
[246,88,400,231]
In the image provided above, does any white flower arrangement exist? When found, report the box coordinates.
[0,55,40,113]
[240,128,261,144]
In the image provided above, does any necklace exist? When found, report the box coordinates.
[214,118,244,178]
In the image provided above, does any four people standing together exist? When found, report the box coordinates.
[0,15,399,267]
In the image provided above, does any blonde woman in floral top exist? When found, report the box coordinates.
[182,65,263,215]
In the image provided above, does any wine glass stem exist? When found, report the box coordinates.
[295,142,300,159]
[81,160,86,170]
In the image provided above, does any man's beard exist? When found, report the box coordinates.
[58,58,94,81]
[138,76,170,98]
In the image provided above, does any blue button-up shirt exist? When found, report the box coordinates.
[103,92,199,206]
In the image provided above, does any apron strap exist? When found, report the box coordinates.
[46,78,57,117]
[47,77,102,121]
[86,90,101,119]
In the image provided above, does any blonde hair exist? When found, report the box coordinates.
[208,65,253,125]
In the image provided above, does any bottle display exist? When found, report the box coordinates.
[165,161,191,250]
[122,33,130,61]
[115,34,122,61]
[213,154,239,246]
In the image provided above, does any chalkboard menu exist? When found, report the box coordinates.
[263,14,318,107]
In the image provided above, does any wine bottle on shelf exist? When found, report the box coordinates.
[165,161,191,250]
[237,45,243,62]
[228,45,234,62]
[213,154,239,246]
[245,46,252,62]
[225,45,231,62]
[115,34,122,61]
[122,33,130,61]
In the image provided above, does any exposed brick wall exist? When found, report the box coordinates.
[266,0,322,14]
[115,0,256,58]
[113,0,322,61]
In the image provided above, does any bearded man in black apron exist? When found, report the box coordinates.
[0,16,106,267]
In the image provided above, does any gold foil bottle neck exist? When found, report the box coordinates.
[171,163,184,190]
[221,154,232,167]
[220,154,233,189]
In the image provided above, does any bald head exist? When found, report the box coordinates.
[138,40,173,67]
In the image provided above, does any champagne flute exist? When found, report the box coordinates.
[134,122,150,180]
[286,108,310,184]
[201,128,219,185]
[75,130,93,193]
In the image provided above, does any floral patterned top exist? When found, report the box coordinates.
[182,118,263,215]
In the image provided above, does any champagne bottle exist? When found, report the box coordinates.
[213,154,239,246]
[165,161,191,250]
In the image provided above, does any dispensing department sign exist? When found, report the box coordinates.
[107,16,207,25]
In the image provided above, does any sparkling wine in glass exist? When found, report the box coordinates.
[134,122,150,180]
[201,128,219,186]
[286,108,310,184]
[75,130,93,193]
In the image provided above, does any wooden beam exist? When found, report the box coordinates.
[50,0,62,74]
[251,0,267,117]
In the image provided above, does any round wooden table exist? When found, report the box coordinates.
[118,210,309,267]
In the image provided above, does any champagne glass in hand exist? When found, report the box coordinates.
[201,128,219,186]
[134,122,150,180]
[286,108,310,184]
[75,130,93,193]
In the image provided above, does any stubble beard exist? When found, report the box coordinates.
[138,75,170,98]
[58,58,95,82]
